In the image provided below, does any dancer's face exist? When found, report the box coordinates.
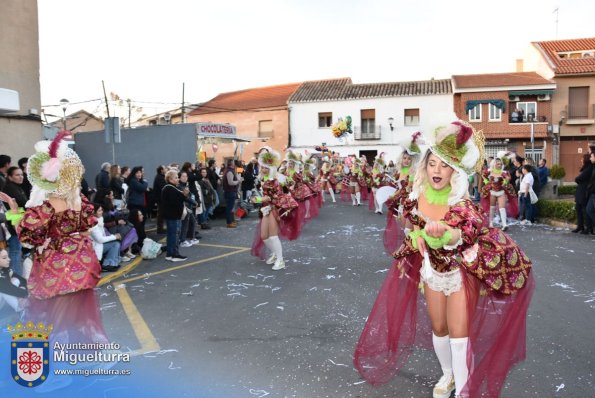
[402,153,412,167]
[0,250,10,268]
[495,159,503,169]
[426,153,454,191]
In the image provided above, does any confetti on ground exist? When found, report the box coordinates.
[254,302,269,309]
[327,359,350,367]
[556,383,565,392]
[249,389,270,398]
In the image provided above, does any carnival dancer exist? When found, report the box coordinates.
[383,132,423,255]
[354,121,534,398]
[303,155,322,218]
[369,155,386,213]
[319,159,337,203]
[350,158,364,206]
[480,152,518,230]
[339,159,351,203]
[17,131,109,343]
[359,156,370,202]
[251,148,298,270]
[284,151,314,224]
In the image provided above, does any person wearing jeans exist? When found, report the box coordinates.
[519,165,535,225]
[222,160,242,228]
[161,170,189,262]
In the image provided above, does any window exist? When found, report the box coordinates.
[517,102,536,122]
[318,112,332,128]
[258,120,273,138]
[361,109,376,134]
[468,104,481,121]
[569,87,589,118]
[404,108,420,126]
[488,104,502,121]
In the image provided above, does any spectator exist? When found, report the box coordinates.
[161,170,189,262]
[510,155,524,192]
[17,157,32,198]
[0,248,27,312]
[207,159,220,213]
[0,154,11,191]
[177,171,200,248]
[573,154,593,234]
[197,167,216,229]
[152,166,166,234]
[102,190,137,261]
[222,160,242,228]
[81,177,94,200]
[2,167,28,275]
[524,158,541,196]
[126,166,149,228]
[129,209,147,251]
[0,200,10,250]
[519,165,535,225]
[89,206,122,272]
[538,159,549,189]
[586,152,595,235]
[241,162,257,201]
[95,162,111,204]
[511,109,519,123]
[109,164,125,206]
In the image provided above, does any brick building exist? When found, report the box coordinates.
[452,72,556,164]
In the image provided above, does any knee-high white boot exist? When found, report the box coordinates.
[328,187,336,202]
[499,207,508,230]
[268,236,285,270]
[450,337,469,397]
[489,206,496,228]
[356,191,361,206]
[432,333,454,398]
[351,193,356,206]
[262,237,276,264]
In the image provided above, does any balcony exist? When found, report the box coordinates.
[565,104,595,125]
[354,125,382,140]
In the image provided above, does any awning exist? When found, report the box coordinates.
[465,99,506,113]
[508,90,554,96]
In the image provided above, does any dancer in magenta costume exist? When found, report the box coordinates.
[318,159,337,203]
[354,121,534,398]
[479,151,518,230]
[251,148,298,271]
[383,132,423,256]
[303,155,322,219]
[369,154,387,213]
[17,131,108,343]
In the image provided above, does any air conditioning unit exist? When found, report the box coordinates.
[509,96,520,102]
[537,94,551,101]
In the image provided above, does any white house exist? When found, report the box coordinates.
[288,77,456,162]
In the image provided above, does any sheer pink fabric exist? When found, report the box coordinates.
[383,213,405,256]
[354,255,535,397]
[480,194,519,219]
[340,186,351,202]
[361,187,369,202]
[368,191,375,210]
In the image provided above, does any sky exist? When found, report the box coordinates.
[38,0,595,121]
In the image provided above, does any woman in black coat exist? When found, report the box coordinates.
[573,154,593,234]
[161,170,190,261]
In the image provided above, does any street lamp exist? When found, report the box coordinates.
[388,117,394,131]
[59,98,69,130]
[163,112,172,125]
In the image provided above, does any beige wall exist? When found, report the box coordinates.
[553,76,595,136]
[0,0,42,158]
[188,109,289,164]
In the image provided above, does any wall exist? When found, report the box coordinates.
[0,0,42,158]
[553,76,595,136]
[289,94,455,160]
[523,44,555,80]
[188,109,289,163]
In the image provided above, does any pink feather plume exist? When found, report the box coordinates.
[41,158,61,181]
[452,121,472,146]
[48,130,72,158]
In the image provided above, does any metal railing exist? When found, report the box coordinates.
[354,125,382,140]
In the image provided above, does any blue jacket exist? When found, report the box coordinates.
[127,178,148,207]
[538,166,549,187]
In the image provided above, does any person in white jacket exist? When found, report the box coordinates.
[90,206,122,272]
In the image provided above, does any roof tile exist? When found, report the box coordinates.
[452,72,553,89]
[533,38,595,75]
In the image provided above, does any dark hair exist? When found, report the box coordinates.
[208,159,216,167]
[515,155,524,164]
[181,162,193,173]
[156,165,164,174]
[6,166,21,178]
[121,166,129,175]
[227,159,235,167]
[0,155,11,168]
[127,166,143,183]
[18,157,28,169]
[540,159,547,165]
[522,164,532,173]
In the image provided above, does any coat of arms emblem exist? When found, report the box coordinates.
[8,321,53,388]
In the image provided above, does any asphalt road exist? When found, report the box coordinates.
[3,199,594,397]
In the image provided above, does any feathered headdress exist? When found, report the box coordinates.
[374,152,386,168]
[258,147,281,169]
[430,121,484,174]
[495,150,514,168]
[285,149,302,165]
[27,131,84,207]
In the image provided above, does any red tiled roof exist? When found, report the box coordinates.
[190,82,302,115]
[533,38,595,75]
[452,72,553,89]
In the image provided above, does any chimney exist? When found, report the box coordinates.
[516,59,524,72]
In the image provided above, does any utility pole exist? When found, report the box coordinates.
[127,99,132,128]
[102,80,110,118]
[181,82,186,124]
[553,7,559,39]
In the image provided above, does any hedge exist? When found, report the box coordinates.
[536,199,576,222]
[558,185,577,195]
[550,164,566,180]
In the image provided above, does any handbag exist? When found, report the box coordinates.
[529,188,538,204]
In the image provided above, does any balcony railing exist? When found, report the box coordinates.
[354,125,382,140]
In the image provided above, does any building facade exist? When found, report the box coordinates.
[523,38,595,180]
[289,78,455,162]
[187,83,301,164]
[452,72,556,164]
[0,0,42,158]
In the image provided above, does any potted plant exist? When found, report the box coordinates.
[549,164,566,198]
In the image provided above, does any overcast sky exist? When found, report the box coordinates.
[38,0,595,120]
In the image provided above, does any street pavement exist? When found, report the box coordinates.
[3,199,594,397]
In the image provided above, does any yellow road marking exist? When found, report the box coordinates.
[114,284,160,355]
[199,243,250,250]
[98,256,143,287]
[115,248,249,285]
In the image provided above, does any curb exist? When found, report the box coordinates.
[539,218,576,229]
